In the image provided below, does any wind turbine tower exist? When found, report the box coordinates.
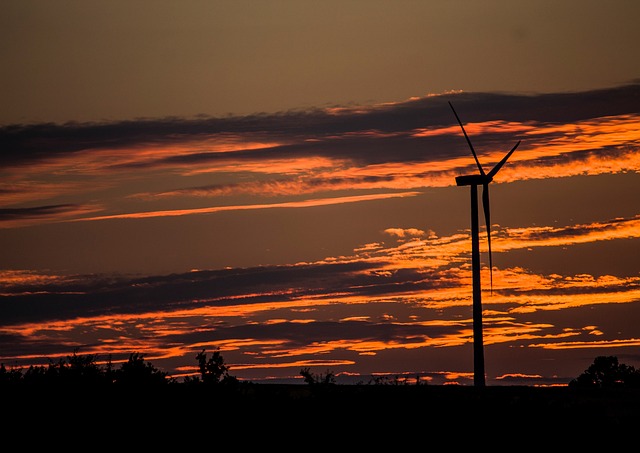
[449,101,520,387]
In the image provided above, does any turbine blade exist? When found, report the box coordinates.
[449,101,485,176]
[482,183,493,295]
[487,140,520,179]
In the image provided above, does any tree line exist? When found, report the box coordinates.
[0,348,237,387]
[2,349,640,388]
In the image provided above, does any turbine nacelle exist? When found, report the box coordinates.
[455,174,493,187]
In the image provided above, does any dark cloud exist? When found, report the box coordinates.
[0,255,463,328]
[149,134,456,168]
[517,215,637,242]
[0,204,81,220]
[445,82,640,123]
[156,174,399,198]
[166,319,462,351]
[2,83,639,169]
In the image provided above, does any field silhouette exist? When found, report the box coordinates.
[3,350,640,439]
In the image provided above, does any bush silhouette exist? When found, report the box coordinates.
[569,355,640,388]
[300,367,336,386]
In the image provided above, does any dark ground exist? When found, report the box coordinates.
[8,384,639,445]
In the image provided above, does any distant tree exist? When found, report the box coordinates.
[21,363,50,384]
[183,348,238,385]
[0,363,23,384]
[367,374,417,385]
[64,349,109,386]
[300,367,336,386]
[114,352,174,386]
[11,350,101,385]
[103,354,116,384]
[569,355,640,388]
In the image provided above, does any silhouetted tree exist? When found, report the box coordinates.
[64,348,109,386]
[21,363,50,384]
[114,352,174,386]
[6,349,102,386]
[569,355,640,388]
[300,367,336,386]
[367,374,416,385]
[0,363,23,384]
[0,349,245,387]
[183,348,238,385]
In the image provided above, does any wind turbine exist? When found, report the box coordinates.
[449,101,520,387]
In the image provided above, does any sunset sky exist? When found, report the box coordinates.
[2,0,640,385]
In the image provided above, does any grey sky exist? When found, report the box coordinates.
[2,0,639,125]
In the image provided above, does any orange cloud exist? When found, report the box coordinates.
[529,338,640,350]
[384,227,427,238]
[73,191,421,222]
